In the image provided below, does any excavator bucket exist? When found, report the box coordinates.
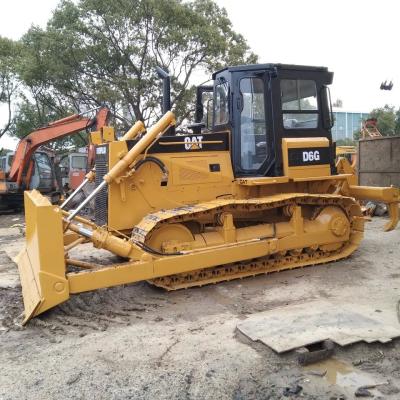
[15,190,69,324]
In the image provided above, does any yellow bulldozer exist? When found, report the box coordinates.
[16,64,400,323]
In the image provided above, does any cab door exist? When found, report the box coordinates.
[232,71,273,177]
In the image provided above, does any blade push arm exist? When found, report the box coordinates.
[348,185,400,231]
[338,157,400,231]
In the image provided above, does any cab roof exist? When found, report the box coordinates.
[212,63,329,80]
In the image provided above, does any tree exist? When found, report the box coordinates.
[332,98,343,108]
[353,129,361,141]
[395,108,400,135]
[10,98,87,151]
[13,0,257,140]
[353,105,400,140]
[0,148,13,156]
[369,105,397,136]
[0,37,21,139]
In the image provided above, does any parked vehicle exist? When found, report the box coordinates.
[0,107,109,209]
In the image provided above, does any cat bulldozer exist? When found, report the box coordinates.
[17,64,400,323]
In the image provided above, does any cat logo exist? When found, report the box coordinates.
[184,136,203,150]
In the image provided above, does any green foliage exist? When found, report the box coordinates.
[352,105,400,140]
[396,109,400,135]
[10,99,63,138]
[10,98,88,150]
[11,0,257,144]
[353,129,361,141]
[369,105,397,136]
[0,36,22,138]
[0,148,13,156]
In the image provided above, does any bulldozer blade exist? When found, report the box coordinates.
[16,190,69,324]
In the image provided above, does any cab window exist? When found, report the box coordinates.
[240,77,268,171]
[281,79,318,129]
[214,81,229,125]
[34,153,52,173]
[201,91,213,128]
[71,155,87,169]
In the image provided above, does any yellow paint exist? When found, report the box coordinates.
[16,190,69,324]
[90,130,103,145]
[336,145,356,156]
[282,137,331,179]
[16,110,400,322]
[101,126,116,142]
[121,120,145,141]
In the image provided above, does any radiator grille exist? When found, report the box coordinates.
[94,146,108,226]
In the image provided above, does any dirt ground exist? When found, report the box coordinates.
[0,212,400,400]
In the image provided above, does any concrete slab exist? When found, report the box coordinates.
[237,300,400,353]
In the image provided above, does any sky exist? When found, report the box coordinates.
[217,0,400,110]
[1,0,399,149]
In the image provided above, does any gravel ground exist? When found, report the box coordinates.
[0,213,399,400]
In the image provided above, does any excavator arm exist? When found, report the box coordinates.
[8,107,110,187]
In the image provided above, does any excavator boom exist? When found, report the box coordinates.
[8,107,109,186]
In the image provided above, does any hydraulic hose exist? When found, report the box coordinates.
[134,156,168,182]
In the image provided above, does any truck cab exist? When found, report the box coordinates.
[59,151,88,191]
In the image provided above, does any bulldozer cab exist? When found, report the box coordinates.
[198,64,335,178]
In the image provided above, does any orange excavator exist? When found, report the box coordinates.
[0,107,110,210]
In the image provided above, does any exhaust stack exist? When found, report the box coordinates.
[155,66,171,114]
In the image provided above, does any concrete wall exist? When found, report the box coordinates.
[358,136,400,187]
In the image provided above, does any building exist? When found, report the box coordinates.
[331,108,369,141]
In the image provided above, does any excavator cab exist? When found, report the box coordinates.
[29,151,56,192]
[195,64,335,178]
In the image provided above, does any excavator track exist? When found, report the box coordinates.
[130,193,364,290]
